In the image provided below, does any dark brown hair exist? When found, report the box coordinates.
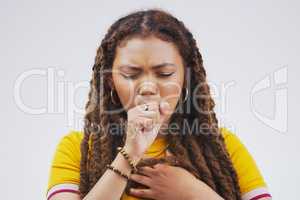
[79,9,242,200]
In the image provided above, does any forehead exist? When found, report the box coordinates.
[113,36,183,67]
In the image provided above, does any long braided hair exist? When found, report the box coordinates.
[79,9,242,200]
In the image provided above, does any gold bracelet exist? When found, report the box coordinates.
[106,164,130,180]
[117,146,138,173]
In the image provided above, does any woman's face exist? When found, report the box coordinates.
[112,35,185,118]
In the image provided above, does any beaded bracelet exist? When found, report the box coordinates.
[117,146,138,173]
[106,164,130,180]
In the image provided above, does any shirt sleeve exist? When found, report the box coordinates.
[220,128,272,200]
[46,130,83,199]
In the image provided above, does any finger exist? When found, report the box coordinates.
[136,117,155,131]
[134,93,160,106]
[153,163,167,170]
[137,110,157,119]
[145,102,160,123]
[143,123,161,142]
[130,173,152,187]
[158,100,172,123]
[126,121,140,139]
[139,166,157,177]
[159,100,172,115]
[141,118,154,131]
[129,117,157,136]
[130,188,155,199]
[136,102,159,112]
[128,117,149,131]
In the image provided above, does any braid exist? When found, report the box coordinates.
[185,135,216,190]
[202,139,234,198]
[79,9,242,199]
[79,71,100,198]
[79,126,91,199]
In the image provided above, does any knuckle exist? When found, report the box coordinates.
[148,102,157,109]
[152,169,159,176]
[145,120,152,126]
[135,174,143,181]
[139,189,145,194]
[155,163,167,171]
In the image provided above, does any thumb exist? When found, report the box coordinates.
[159,100,172,122]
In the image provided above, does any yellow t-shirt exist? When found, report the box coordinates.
[46,128,271,200]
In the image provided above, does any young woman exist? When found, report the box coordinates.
[46,9,272,200]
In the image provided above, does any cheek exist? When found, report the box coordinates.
[113,75,136,110]
[159,79,183,111]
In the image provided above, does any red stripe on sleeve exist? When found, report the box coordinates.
[250,193,272,200]
[47,189,80,200]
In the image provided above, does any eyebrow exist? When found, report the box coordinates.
[118,62,177,70]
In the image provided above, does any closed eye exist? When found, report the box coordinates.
[121,74,138,79]
[120,72,175,79]
[158,72,175,77]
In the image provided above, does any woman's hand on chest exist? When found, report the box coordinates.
[129,163,224,200]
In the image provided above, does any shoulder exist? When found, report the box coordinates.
[219,127,244,157]
[54,130,85,164]
[46,130,84,199]
[219,127,260,166]
[50,129,84,168]
[220,127,241,146]
[219,127,272,200]
[54,130,84,157]
[60,130,84,145]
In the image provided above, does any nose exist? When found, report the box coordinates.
[135,81,160,106]
[137,81,158,96]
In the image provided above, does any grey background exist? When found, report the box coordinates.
[1,0,299,199]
